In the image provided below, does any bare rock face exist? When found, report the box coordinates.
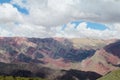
[79,40,120,75]
[104,40,120,59]
[0,37,98,64]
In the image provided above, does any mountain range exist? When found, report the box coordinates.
[0,37,120,80]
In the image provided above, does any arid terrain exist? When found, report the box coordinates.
[0,37,120,80]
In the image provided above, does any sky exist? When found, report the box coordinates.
[0,0,120,39]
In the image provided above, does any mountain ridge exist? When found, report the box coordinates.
[0,37,120,79]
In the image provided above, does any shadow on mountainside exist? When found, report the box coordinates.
[104,40,120,58]
[56,69,102,80]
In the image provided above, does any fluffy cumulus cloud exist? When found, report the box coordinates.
[0,3,23,24]
[0,0,120,39]
[11,0,120,25]
[53,22,120,39]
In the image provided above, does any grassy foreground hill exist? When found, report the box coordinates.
[0,76,47,80]
[97,69,120,80]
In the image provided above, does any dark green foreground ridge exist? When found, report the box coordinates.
[97,69,120,80]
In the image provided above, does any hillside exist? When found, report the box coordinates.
[0,37,120,79]
[0,37,104,64]
[97,69,120,80]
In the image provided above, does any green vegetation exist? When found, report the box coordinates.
[97,69,120,80]
[0,76,47,80]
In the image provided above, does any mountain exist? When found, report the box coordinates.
[0,37,105,64]
[0,37,120,79]
[78,40,120,75]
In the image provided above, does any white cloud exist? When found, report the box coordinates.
[53,22,120,39]
[11,0,120,26]
[0,23,51,38]
[0,3,24,24]
[0,0,120,39]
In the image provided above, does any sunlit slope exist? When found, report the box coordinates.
[69,38,115,49]
[97,69,120,80]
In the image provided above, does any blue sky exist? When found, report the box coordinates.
[0,0,11,4]
[86,22,107,30]
[72,21,107,30]
[0,0,28,14]
[12,4,29,15]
